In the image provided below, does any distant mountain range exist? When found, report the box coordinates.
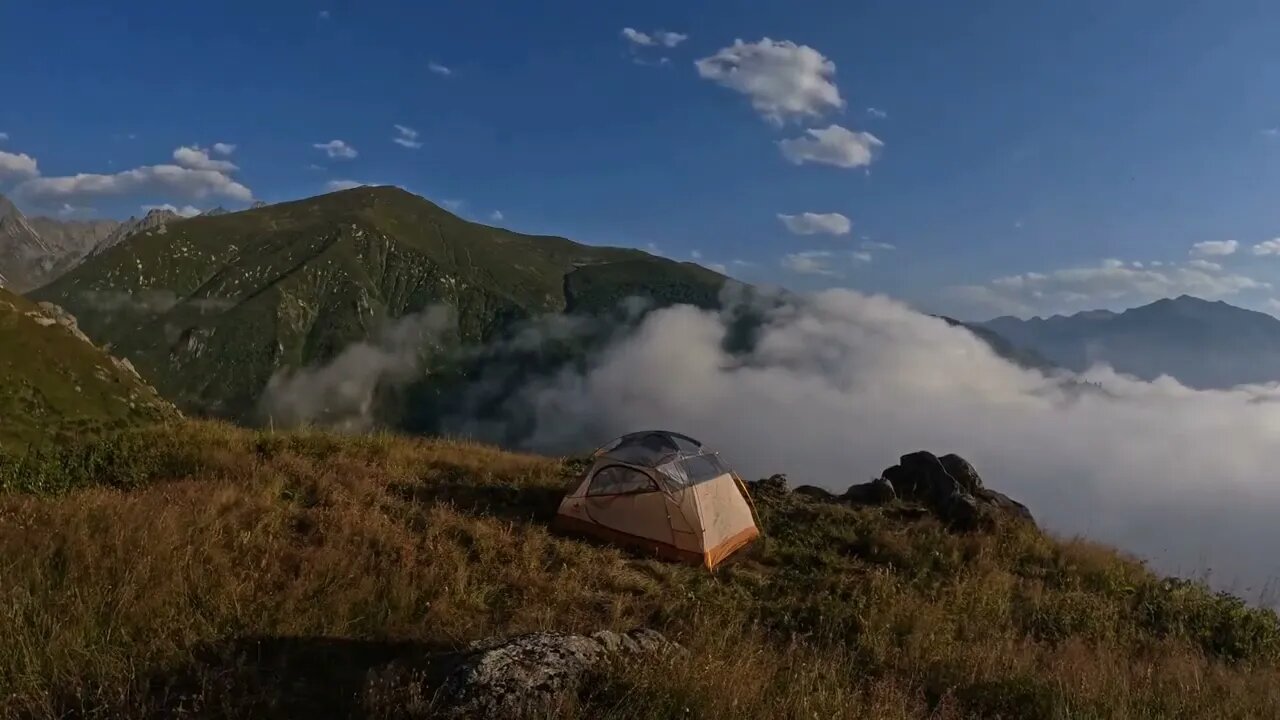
[981,295,1280,388]
[0,195,244,293]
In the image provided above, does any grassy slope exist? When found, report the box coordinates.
[31,187,726,420]
[2,422,1277,719]
[0,288,174,452]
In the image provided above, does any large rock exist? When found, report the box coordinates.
[938,453,984,494]
[793,484,837,501]
[436,629,675,719]
[841,477,896,505]
[878,451,1035,529]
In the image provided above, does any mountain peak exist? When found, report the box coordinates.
[0,193,21,220]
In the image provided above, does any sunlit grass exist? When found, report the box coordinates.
[1,420,1278,718]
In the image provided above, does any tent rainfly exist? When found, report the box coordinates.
[553,430,760,570]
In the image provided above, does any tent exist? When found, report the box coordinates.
[553,430,760,569]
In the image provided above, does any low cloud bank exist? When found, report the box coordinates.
[257,288,1280,599]
[259,308,453,432]
[483,289,1280,599]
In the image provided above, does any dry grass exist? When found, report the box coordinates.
[1,421,1278,719]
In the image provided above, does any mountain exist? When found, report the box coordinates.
[0,193,125,292]
[981,295,1280,388]
[0,287,176,452]
[88,207,181,258]
[33,185,728,423]
[935,315,1056,371]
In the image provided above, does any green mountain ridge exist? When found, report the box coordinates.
[33,186,728,423]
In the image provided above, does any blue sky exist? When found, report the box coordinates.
[5,0,1280,319]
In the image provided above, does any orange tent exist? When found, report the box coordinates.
[553,431,760,570]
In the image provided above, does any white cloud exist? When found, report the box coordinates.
[777,212,851,236]
[621,28,654,46]
[781,250,839,276]
[1190,240,1238,257]
[695,38,843,124]
[860,240,896,251]
[778,124,883,168]
[656,31,688,47]
[441,198,464,211]
[0,150,39,180]
[852,251,872,263]
[1187,259,1223,272]
[947,259,1269,317]
[707,262,728,274]
[1252,239,1280,256]
[1266,299,1280,315]
[490,210,504,222]
[489,289,1280,602]
[143,203,201,218]
[211,142,236,155]
[173,145,238,172]
[318,10,330,19]
[313,139,358,159]
[429,62,452,77]
[1264,128,1280,139]
[17,164,253,204]
[325,179,367,192]
[0,132,8,142]
[690,249,702,259]
[56,203,92,218]
[866,107,888,119]
[393,124,422,149]
[622,28,687,48]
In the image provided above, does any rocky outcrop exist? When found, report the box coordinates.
[841,476,896,505]
[877,451,1034,529]
[749,453,1033,531]
[435,629,675,719]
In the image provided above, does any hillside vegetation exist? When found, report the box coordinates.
[0,288,175,452]
[32,186,726,423]
[2,421,1278,718]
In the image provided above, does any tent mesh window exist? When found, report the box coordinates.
[657,453,729,491]
[587,465,656,496]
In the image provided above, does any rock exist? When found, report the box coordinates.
[898,451,961,507]
[841,477,896,505]
[941,491,990,531]
[878,451,1035,530]
[793,484,836,501]
[938,453,984,494]
[437,629,676,719]
[975,487,1035,524]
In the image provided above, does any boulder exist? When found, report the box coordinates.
[938,453,984,494]
[436,629,675,719]
[897,451,961,506]
[879,451,1034,530]
[841,477,896,505]
[975,487,1035,524]
[793,484,836,501]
